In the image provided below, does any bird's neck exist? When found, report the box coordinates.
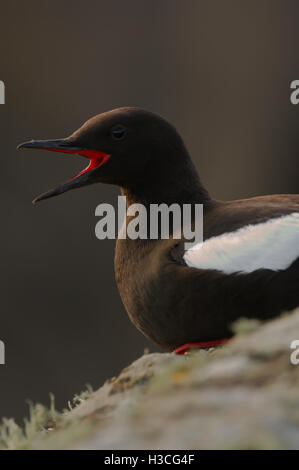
[121,185,210,209]
[120,161,210,208]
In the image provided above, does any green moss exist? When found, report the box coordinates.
[231,317,261,335]
[0,386,93,450]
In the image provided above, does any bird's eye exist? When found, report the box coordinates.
[111,125,127,141]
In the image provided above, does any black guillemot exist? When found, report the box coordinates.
[18,107,299,353]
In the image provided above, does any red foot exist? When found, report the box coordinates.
[173,339,229,355]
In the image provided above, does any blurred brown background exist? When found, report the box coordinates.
[0,0,298,422]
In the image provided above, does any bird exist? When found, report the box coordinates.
[18,107,299,353]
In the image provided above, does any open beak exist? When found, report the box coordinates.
[17,139,110,204]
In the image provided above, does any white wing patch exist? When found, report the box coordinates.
[183,212,299,274]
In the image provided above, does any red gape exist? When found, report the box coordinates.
[73,150,110,178]
[173,338,229,355]
[38,147,110,180]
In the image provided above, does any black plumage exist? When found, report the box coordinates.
[18,107,299,350]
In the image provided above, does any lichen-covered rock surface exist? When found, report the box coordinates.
[1,309,299,450]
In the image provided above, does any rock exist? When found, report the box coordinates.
[68,309,299,450]
[2,309,299,450]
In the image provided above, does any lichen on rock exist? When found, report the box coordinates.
[1,308,299,450]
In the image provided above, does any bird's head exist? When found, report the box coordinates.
[18,107,195,204]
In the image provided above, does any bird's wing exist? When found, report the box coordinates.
[184,212,299,274]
